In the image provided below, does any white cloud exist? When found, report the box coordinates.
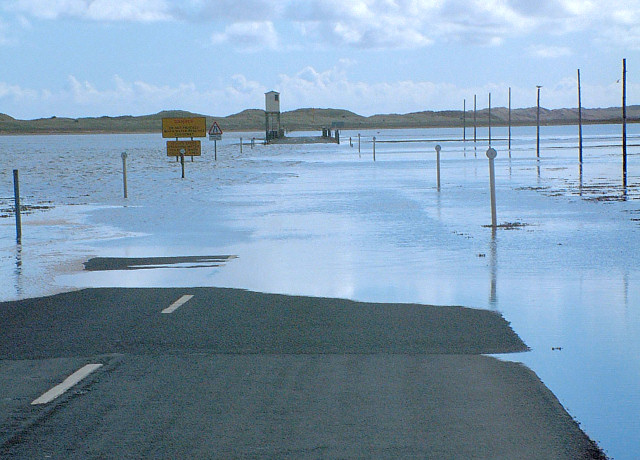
[0,81,40,102]
[211,21,278,51]
[227,74,265,96]
[172,0,288,21]
[278,63,466,114]
[528,45,572,58]
[1,66,638,120]
[7,0,172,22]
[274,62,638,115]
[5,0,640,51]
[0,74,268,119]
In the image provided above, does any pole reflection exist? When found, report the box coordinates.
[14,244,23,297]
[579,162,583,197]
[489,229,497,307]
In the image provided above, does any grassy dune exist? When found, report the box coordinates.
[1,106,639,135]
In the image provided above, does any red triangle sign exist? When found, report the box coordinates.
[209,122,223,135]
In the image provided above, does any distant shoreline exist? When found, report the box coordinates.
[1,106,639,136]
[0,120,636,137]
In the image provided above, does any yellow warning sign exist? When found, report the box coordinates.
[166,140,201,157]
[162,117,207,138]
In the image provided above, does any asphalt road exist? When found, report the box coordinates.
[0,287,603,459]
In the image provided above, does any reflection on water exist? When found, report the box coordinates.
[14,244,22,297]
[1,125,640,459]
[579,162,583,196]
[489,229,497,307]
[623,270,629,311]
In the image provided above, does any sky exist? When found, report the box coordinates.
[1,0,640,119]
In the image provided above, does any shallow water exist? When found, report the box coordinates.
[1,125,639,458]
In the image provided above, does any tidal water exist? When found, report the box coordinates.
[1,124,639,459]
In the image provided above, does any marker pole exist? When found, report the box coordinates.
[373,136,376,161]
[487,148,498,228]
[121,152,128,198]
[435,145,441,190]
[13,169,22,243]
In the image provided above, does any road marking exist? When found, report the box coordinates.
[31,364,103,405]
[162,294,194,314]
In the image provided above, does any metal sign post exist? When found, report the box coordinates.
[162,117,206,177]
[209,122,223,161]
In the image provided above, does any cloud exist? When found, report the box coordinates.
[5,0,640,51]
[65,74,266,115]
[287,0,436,49]
[0,81,40,102]
[278,63,466,114]
[7,0,173,22]
[211,21,278,51]
[528,45,572,58]
[274,62,637,115]
[0,74,268,119]
[1,65,637,120]
[172,0,288,21]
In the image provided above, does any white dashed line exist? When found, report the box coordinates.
[31,364,103,405]
[162,294,194,314]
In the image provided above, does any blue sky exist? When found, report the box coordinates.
[1,0,640,119]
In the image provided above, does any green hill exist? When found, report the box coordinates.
[1,105,639,135]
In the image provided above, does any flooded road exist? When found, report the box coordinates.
[1,124,639,458]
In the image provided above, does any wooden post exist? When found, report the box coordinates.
[358,133,361,158]
[214,140,217,161]
[536,85,542,158]
[578,69,583,164]
[121,152,128,199]
[623,58,627,189]
[240,137,243,154]
[373,136,376,161]
[508,87,512,153]
[463,99,466,142]
[13,169,22,243]
[474,94,477,143]
[180,149,185,178]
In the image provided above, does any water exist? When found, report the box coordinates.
[1,125,639,459]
